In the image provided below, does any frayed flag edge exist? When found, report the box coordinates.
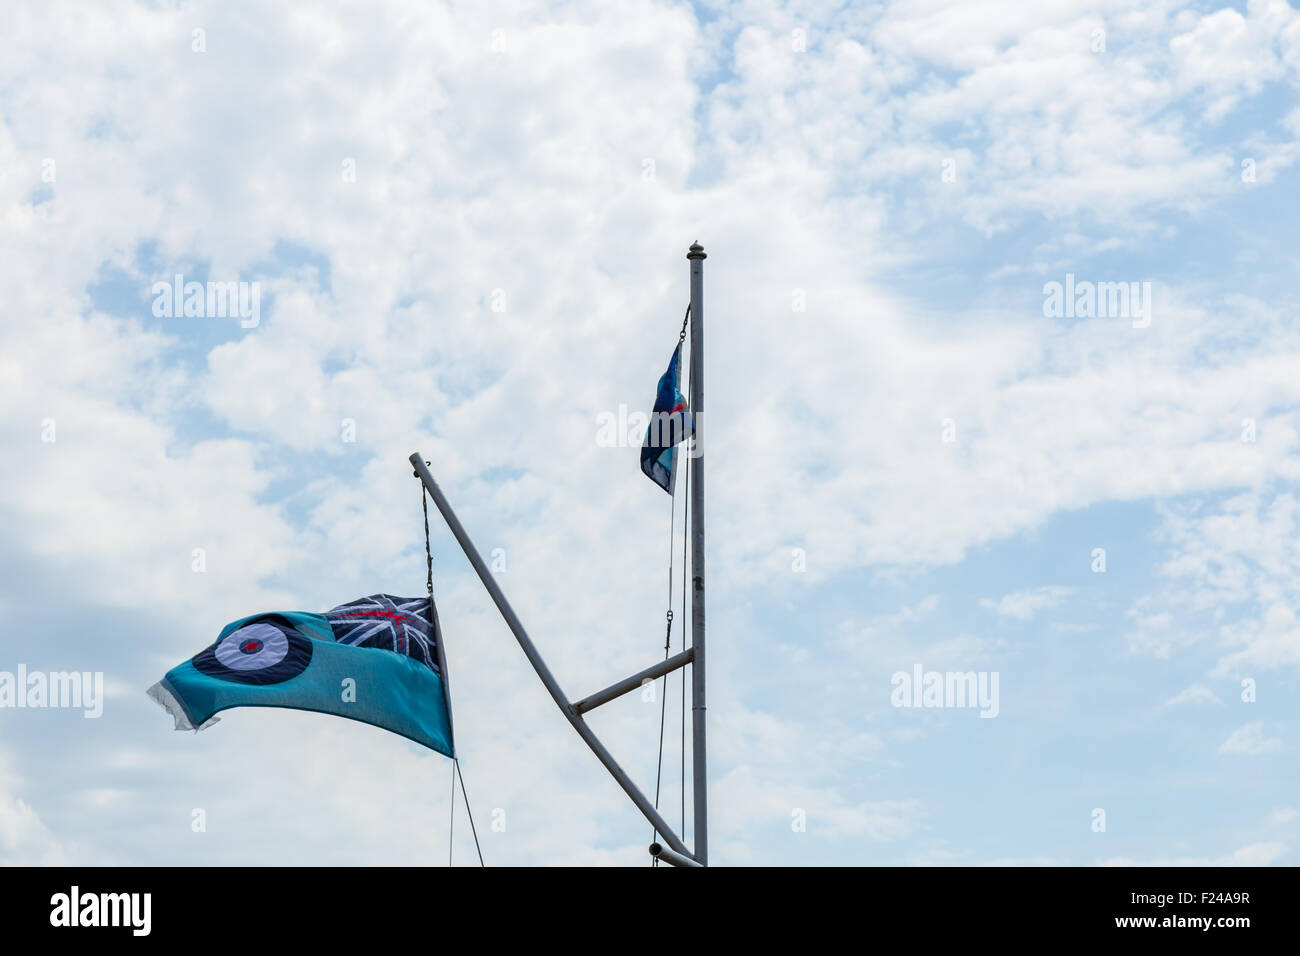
[146,680,220,733]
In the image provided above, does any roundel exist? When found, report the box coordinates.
[193,618,312,685]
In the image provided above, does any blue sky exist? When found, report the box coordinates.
[1,0,1298,865]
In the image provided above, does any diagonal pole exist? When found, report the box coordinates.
[409,453,697,862]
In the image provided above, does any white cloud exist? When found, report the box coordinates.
[0,792,70,866]
[1099,841,1287,866]
[1163,683,1221,707]
[1169,4,1294,121]
[1126,492,1300,675]
[0,750,97,865]
[1217,721,1284,756]
[714,764,921,843]
[981,586,1073,621]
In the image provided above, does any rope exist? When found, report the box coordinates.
[456,758,485,867]
[650,539,674,864]
[418,467,485,867]
[650,452,681,863]
[680,338,691,844]
[681,434,689,842]
[651,305,692,864]
[447,756,486,868]
[448,760,456,866]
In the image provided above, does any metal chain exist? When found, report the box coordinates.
[418,461,434,599]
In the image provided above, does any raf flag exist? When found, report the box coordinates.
[640,342,694,494]
[147,594,454,757]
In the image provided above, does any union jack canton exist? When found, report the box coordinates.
[326,594,441,673]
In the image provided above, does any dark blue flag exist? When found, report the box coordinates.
[640,343,694,494]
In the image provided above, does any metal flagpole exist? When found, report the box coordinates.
[686,241,708,866]
[404,239,711,867]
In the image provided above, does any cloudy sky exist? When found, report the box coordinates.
[2,0,1299,866]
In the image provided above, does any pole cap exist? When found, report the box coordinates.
[687,241,706,260]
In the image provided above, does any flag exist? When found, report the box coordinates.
[640,342,694,493]
[147,594,454,757]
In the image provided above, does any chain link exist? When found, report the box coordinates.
[416,461,434,598]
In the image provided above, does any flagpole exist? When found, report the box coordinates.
[687,241,708,866]
[402,240,711,867]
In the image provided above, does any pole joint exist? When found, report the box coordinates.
[649,842,702,868]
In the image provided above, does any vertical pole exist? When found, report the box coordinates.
[687,241,707,865]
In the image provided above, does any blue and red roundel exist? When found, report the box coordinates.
[192,616,313,685]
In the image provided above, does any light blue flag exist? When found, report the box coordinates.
[148,594,453,757]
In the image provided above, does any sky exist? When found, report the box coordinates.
[1,0,1298,866]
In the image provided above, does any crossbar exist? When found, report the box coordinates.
[573,648,694,715]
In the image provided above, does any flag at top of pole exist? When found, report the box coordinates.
[640,339,694,494]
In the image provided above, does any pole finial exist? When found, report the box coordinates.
[687,241,706,260]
